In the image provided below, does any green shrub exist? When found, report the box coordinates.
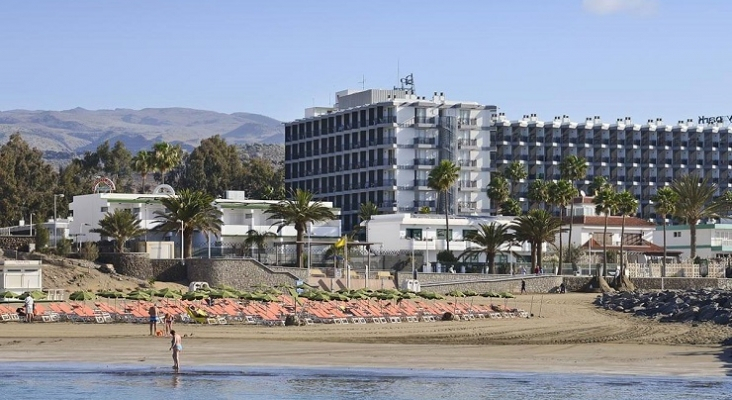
[35,227,49,249]
[56,239,72,257]
[79,242,99,262]
[436,250,457,263]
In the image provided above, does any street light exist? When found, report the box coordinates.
[307,222,312,279]
[53,194,64,247]
[78,223,91,253]
[425,226,431,272]
[179,220,185,265]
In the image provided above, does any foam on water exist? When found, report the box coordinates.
[0,362,729,399]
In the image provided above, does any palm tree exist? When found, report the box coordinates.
[152,142,183,185]
[352,201,379,239]
[461,223,513,274]
[265,188,337,268]
[559,155,588,266]
[548,180,576,274]
[428,160,460,253]
[504,161,527,197]
[152,189,223,258]
[244,230,277,262]
[651,187,678,278]
[593,187,618,277]
[671,174,726,259]
[528,179,550,210]
[90,209,147,252]
[511,209,562,271]
[615,190,639,277]
[588,176,610,196]
[131,150,153,194]
[486,174,510,214]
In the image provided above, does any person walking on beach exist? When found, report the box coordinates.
[520,279,527,294]
[149,303,159,336]
[169,330,182,371]
[164,313,174,336]
[24,295,34,323]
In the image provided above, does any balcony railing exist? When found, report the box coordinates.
[414,116,435,125]
[458,139,478,148]
[414,179,429,187]
[414,158,436,166]
[459,180,478,189]
[413,137,436,145]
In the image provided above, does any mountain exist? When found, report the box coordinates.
[0,107,285,156]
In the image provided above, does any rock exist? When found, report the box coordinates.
[442,312,454,321]
[284,314,300,326]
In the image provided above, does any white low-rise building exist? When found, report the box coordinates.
[652,221,732,260]
[68,187,342,260]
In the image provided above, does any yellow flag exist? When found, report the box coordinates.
[334,236,347,249]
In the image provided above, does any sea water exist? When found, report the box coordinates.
[0,363,729,399]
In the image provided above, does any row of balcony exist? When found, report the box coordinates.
[308,180,398,193]
[286,117,398,141]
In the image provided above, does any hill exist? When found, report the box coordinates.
[0,107,285,158]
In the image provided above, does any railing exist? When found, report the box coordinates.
[414,179,429,186]
[457,139,478,147]
[458,118,478,126]
[459,180,478,188]
[414,158,436,166]
[414,116,435,125]
[413,137,436,145]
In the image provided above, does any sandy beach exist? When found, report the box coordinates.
[2,293,732,377]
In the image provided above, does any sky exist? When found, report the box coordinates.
[1,0,730,124]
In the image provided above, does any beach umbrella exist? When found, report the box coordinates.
[0,290,17,299]
[126,291,152,301]
[208,289,237,299]
[214,284,238,292]
[347,292,370,300]
[19,290,47,300]
[463,290,479,297]
[157,291,182,299]
[69,291,95,301]
[182,291,208,301]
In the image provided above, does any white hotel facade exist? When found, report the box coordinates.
[284,87,496,232]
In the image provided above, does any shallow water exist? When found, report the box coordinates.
[1,363,729,399]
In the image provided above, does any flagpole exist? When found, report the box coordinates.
[345,237,349,290]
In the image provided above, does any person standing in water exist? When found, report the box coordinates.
[169,330,182,371]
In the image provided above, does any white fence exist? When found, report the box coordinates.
[627,262,726,278]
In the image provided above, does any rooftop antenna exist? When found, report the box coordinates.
[394,73,415,93]
[359,75,365,90]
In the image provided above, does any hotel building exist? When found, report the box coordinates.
[285,86,497,232]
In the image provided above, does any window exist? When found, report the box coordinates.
[436,229,453,240]
[463,229,478,241]
[406,228,422,240]
[245,213,253,219]
[673,232,681,238]
[101,207,108,212]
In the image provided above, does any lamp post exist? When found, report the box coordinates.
[29,213,33,237]
[411,237,416,279]
[307,222,312,279]
[179,220,185,265]
[588,233,593,276]
[53,194,64,248]
[425,227,431,271]
[78,223,90,253]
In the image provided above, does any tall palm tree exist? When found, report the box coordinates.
[593,187,618,277]
[671,174,725,259]
[511,209,562,271]
[486,174,510,214]
[90,209,147,252]
[352,201,379,239]
[265,188,337,268]
[152,189,223,258]
[615,190,639,277]
[504,161,527,197]
[559,155,588,266]
[588,176,610,196]
[131,150,153,194]
[152,142,183,185]
[428,160,460,253]
[548,180,576,274]
[528,179,550,210]
[244,230,277,262]
[651,187,678,278]
[461,223,513,274]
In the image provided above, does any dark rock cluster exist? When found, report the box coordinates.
[595,289,732,325]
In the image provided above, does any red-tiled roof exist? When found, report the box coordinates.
[581,238,682,256]
[561,215,656,227]
[572,196,595,204]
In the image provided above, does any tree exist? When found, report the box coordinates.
[500,198,522,216]
[153,189,223,258]
[265,189,337,269]
[593,187,618,277]
[651,187,678,278]
[503,161,527,197]
[103,141,133,182]
[528,179,550,210]
[588,176,610,196]
[548,180,576,274]
[486,174,510,214]
[244,230,277,262]
[131,150,154,194]
[352,201,379,239]
[559,155,588,272]
[181,135,244,197]
[35,226,50,249]
[428,160,460,253]
[671,174,725,259]
[0,133,58,226]
[152,142,183,185]
[461,223,513,274]
[240,158,285,200]
[615,190,639,281]
[511,209,562,271]
[90,209,147,252]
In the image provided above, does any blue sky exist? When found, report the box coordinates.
[1,0,729,124]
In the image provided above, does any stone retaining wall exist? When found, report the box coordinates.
[151,259,186,282]
[98,252,152,280]
[0,237,35,252]
[408,273,563,294]
[186,258,300,290]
